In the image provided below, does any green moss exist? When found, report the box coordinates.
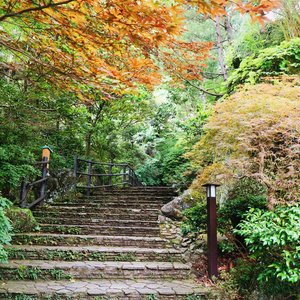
[6,207,39,233]
[0,266,72,281]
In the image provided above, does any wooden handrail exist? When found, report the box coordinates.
[74,156,142,195]
[19,157,49,209]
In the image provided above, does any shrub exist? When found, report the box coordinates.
[0,196,12,262]
[219,195,267,230]
[6,207,39,233]
[235,205,300,298]
[186,76,300,207]
[215,270,240,300]
[181,195,267,240]
[181,201,207,236]
[227,38,300,91]
[0,145,37,198]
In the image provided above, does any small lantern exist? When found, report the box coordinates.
[203,183,220,198]
[41,146,53,169]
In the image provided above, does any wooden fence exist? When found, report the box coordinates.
[74,157,142,196]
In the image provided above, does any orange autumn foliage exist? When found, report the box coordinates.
[0,0,281,99]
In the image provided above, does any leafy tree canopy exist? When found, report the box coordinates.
[0,0,280,99]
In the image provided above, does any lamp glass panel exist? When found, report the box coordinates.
[210,185,216,197]
[206,187,210,197]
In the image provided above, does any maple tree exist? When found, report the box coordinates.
[0,0,281,100]
[186,76,300,208]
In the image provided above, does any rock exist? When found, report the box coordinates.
[161,189,193,219]
[158,215,166,223]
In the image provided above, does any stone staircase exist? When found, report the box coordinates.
[0,187,213,299]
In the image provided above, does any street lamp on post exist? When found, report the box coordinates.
[203,183,220,280]
[40,146,53,202]
[41,145,53,170]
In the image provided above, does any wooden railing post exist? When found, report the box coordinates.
[123,166,127,188]
[74,156,78,178]
[128,168,132,186]
[74,158,142,191]
[87,160,92,197]
[108,163,113,187]
[19,178,27,208]
[39,157,48,204]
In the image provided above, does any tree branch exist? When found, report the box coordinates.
[0,0,75,22]
[177,73,224,97]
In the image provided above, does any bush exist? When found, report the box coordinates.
[0,145,37,198]
[181,201,207,236]
[235,205,300,298]
[219,195,268,230]
[186,76,300,206]
[6,207,39,233]
[0,196,12,262]
[227,38,300,91]
[181,195,267,239]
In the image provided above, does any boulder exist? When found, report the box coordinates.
[161,189,193,219]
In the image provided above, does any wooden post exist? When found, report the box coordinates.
[203,184,219,280]
[19,178,27,208]
[123,166,126,188]
[129,169,133,186]
[39,157,48,204]
[207,194,218,279]
[108,164,113,187]
[74,156,78,178]
[87,160,92,197]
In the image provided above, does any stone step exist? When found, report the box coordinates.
[53,200,166,207]
[88,193,175,198]
[33,211,159,221]
[76,197,167,203]
[86,191,176,199]
[0,260,192,280]
[36,206,159,215]
[35,217,159,227]
[0,279,213,299]
[78,195,172,200]
[39,224,161,236]
[50,202,163,209]
[93,187,175,192]
[12,234,169,248]
[7,245,184,262]
[106,187,175,191]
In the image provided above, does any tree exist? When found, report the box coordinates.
[186,76,300,207]
[0,0,280,99]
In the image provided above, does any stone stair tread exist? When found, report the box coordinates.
[35,218,158,224]
[52,203,163,207]
[0,279,209,296]
[40,224,160,230]
[1,260,190,270]
[41,206,159,211]
[8,244,182,254]
[34,212,158,216]
[13,233,165,242]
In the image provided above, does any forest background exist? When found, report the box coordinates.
[0,0,299,299]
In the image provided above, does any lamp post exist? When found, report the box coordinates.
[203,183,220,280]
[41,145,53,170]
[40,146,53,201]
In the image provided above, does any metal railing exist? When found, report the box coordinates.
[74,157,142,196]
[19,157,49,209]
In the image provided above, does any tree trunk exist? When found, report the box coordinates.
[224,14,234,42]
[215,16,228,81]
[85,131,92,157]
